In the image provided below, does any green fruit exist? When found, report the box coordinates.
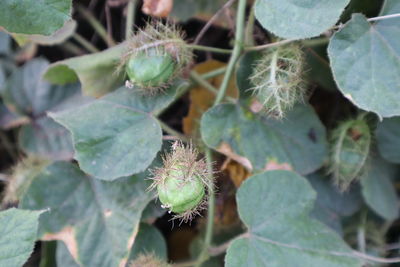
[157,166,205,214]
[125,48,175,88]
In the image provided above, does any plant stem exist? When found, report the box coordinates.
[158,120,189,142]
[244,5,255,46]
[72,33,100,53]
[201,66,227,80]
[189,71,236,103]
[125,0,136,40]
[186,44,232,54]
[189,71,218,94]
[61,41,86,55]
[194,2,247,266]
[154,81,191,117]
[208,232,249,256]
[76,5,116,47]
[194,148,215,267]
[213,0,246,106]
[244,38,296,52]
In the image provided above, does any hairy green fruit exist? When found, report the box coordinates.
[329,117,371,191]
[125,48,175,88]
[157,166,205,213]
[120,21,193,93]
[150,141,211,222]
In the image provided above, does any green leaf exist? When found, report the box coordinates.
[128,223,167,262]
[225,170,361,267]
[13,20,77,46]
[307,172,362,233]
[0,31,11,54]
[56,242,79,267]
[0,208,44,267]
[50,83,183,180]
[304,45,337,92]
[44,44,125,97]
[20,162,155,267]
[200,103,327,174]
[361,155,399,220]
[0,0,72,36]
[236,51,260,102]
[56,223,167,267]
[328,1,400,118]
[254,0,350,39]
[2,58,80,117]
[19,116,73,160]
[376,117,400,163]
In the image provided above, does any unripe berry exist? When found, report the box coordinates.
[150,141,211,222]
[125,48,175,88]
[120,21,193,94]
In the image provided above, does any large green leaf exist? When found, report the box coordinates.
[20,162,155,267]
[0,58,81,159]
[376,117,400,163]
[0,0,72,36]
[2,58,80,117]
[307,172,362,233]
[0,208,44,267]
[361,155,399,220]
[200,103,327,174]
[44,44,125,97]
[19,116,73,160]
[254,0,350,39]
[56,223,167,267]
[328,0,400,118]
[225,170,361,267]
[50,83,183,180]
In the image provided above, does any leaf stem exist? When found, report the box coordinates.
[125,0,137,40]
[158,119,189,142]
[244,38,296,52]
[194,148,215,267]
[72,33,100,53]
[214,0,247,106]
[186,44,233,54]
[189,71,236,103]
[244,5,255,46]
[200,66,227,80]
[76,4,116,47]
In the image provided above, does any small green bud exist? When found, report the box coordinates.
[125,48,175,88]
[150,141,211,222]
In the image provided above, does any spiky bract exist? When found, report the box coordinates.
[129,253,170,267]
[249,44,305,119]
[120,21,193,94]
[2,156,49,204]
[329,118,371,191]
[149,141,212,222]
